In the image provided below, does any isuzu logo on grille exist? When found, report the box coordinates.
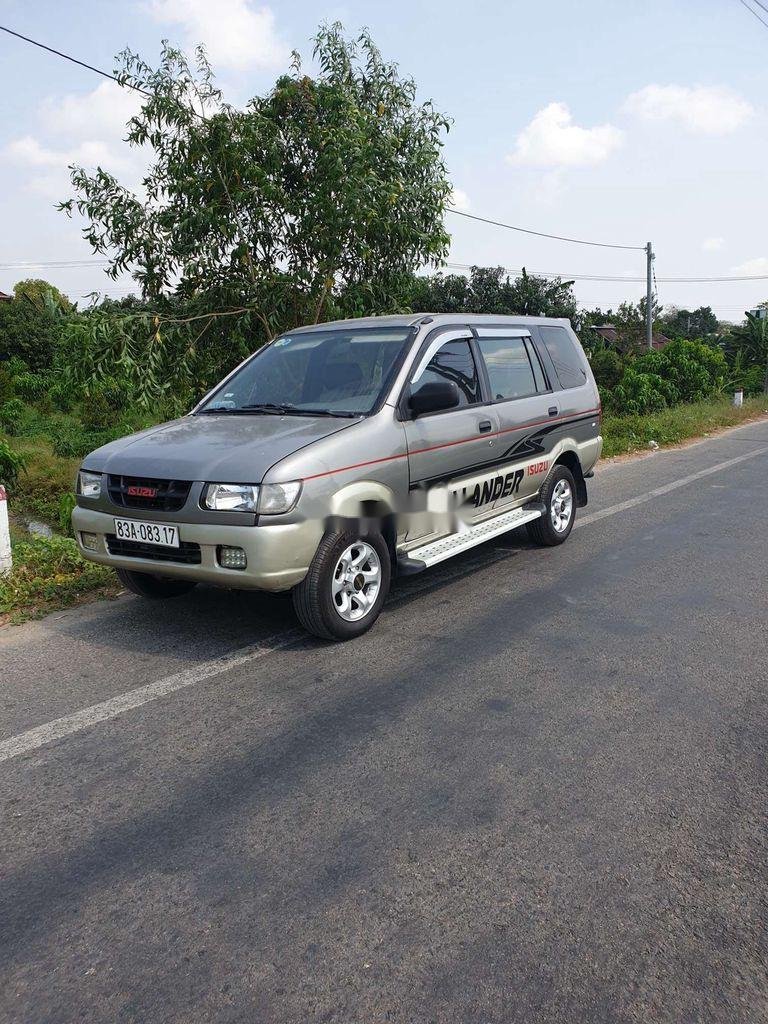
[127,485,158,498]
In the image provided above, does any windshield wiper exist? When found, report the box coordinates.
[197,407,257,415]
[241,403,359,418]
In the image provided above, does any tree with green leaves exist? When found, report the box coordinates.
[726,311,768,393]
[0,279,71,370]
[659,305,719,341]
[60,24,452,343]
[409,266,578,321]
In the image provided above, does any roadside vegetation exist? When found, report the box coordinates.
[1,22,767,621]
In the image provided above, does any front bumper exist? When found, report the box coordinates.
[72,506,323,592]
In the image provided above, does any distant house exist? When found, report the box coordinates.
[590,324,670,352]
[0,291,12,302]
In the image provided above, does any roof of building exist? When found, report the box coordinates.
[590,324,670,350]
[0,291,13,302]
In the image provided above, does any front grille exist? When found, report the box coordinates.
[106,535,202,564]
[107,475,192,512]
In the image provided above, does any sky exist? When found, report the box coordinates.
[1,0,768,322]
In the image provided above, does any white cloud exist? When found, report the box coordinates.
[40,81,141,140]
[4,81,146,200]
[507,102,623,168]
[730,257,768,276]
[625,84,754,135]
[5,135,138,199]
[147,0,289,72]
[449,187,470,211]
[702,236,725,252]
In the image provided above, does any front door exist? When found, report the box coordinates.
[402,330,500,527]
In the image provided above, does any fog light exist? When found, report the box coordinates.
[218,545,247,570]
[80,532,98,551]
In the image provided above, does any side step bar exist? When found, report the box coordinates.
[398,503,544,575]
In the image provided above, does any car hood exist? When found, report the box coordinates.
[83,413,359,482]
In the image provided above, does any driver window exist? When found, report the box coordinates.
[414,339,481,407]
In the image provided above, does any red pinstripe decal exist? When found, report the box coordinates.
[301,407,601,482]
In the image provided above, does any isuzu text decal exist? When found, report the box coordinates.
[527,460,550,476]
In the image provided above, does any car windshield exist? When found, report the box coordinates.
[198,326,414,417]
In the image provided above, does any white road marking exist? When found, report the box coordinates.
[576,445,768,529]
[3,442,767,765]
[0,632,301,764]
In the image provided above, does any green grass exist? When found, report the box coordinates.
[0,535,118,624]
[601,395,768,458]
[9,436,79,527]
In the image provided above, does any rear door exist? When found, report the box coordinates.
[401,329,500,519]
[473,327,558,509]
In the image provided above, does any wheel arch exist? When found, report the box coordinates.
[553,449,588,507]
[325,481,398,564]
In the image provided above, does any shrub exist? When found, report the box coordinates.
[9,438,78,526]
[12,371,50,402]
[58,492,76,536]
[0,365,14,404]
[635,339,728,404]
[0,534,115,619]
[589,348,625,390]
[0,398,27,434]
[0,438,27,488]
[606,367,678,416]
[52,424,121,459]
[80,390,115,432]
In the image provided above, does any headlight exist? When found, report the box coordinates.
[203,483,260,512]
[202,481,302,514]
[77,470,102,498]
[258,481,302,515]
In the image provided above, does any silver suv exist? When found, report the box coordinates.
[73,314,602,639]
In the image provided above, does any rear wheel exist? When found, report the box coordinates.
[527,464,576,546]
[115,567,198,599]
[292,531,391,641]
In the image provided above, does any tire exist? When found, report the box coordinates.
[527,464,577,547]
[292,531,391,641]
[115,567,198,600]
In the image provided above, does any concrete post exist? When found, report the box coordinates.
[0,485,11,575]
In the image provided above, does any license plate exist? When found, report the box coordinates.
[113,517,180,548]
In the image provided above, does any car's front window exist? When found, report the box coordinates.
[198,327,414,417]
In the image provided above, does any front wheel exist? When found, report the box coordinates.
[527,465,576,546]
[292,532,391,641]
[115,567,198,599]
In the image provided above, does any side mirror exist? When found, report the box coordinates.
[408,380,461,417]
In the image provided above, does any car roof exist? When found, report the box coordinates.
[288,313,573,334]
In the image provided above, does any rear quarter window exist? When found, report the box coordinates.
[539,326,587,390]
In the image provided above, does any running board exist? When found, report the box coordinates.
[398,504,543,573]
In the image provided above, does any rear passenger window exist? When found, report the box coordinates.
[526,339,548,392]
[417,339,481,406]
[477,336,539,401]
[539,326,587,389]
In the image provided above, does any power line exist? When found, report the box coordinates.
[446,208,645,252]
[0,24,152,97]
[444,262,768,284]
[737,0,768,29]
[0,260,110,270]
[0,25,147,97]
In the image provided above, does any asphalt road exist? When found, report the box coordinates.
[2,420,768,1024]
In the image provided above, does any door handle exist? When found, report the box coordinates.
[479,420,492,433]
[548,406,559,417]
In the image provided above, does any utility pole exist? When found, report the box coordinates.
[646,241,654,350]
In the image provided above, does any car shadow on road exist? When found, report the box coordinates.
[54,529,536,661]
